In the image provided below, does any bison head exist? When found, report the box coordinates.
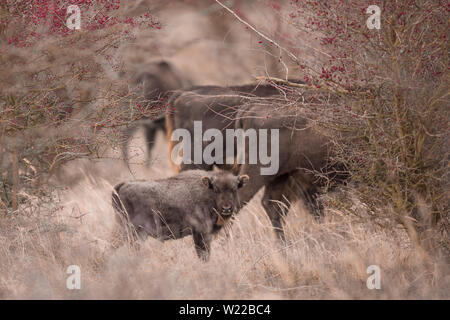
[201,172,249,218]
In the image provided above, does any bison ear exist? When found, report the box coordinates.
[201,176,213,189]
[237,175,249,188]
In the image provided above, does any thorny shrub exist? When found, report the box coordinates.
[0,0,163,210]
[281,0,449,254]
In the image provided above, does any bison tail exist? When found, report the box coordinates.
[112,182,126,216]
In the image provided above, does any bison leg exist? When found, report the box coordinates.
[143,117,165,167]
[261,174,293,244]
[290,171,324,222]
[193,231,212,261]
[143,124,158,167]
[302,186,324,222]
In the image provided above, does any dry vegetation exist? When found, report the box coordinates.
[1,135,448,299]
[0,0,448,299]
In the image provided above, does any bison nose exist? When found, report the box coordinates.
[221,205,233,214]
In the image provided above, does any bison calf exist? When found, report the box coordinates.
[112,169,249,261]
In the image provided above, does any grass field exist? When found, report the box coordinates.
[1,132,448,299]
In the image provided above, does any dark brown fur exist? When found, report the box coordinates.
[165,83,290,172]
[164,83,347,242]
[112,169,249,261]
[122,61,189,166]
[235,103,349,242]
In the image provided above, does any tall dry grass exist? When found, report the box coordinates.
[0,133,448,299]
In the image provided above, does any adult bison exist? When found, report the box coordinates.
[165,82,347,242]
[121,61,190,166]
[165,82,294,172]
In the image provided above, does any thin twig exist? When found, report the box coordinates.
[215,0,318,77]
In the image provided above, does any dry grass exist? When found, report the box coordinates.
[0,133,448,300]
